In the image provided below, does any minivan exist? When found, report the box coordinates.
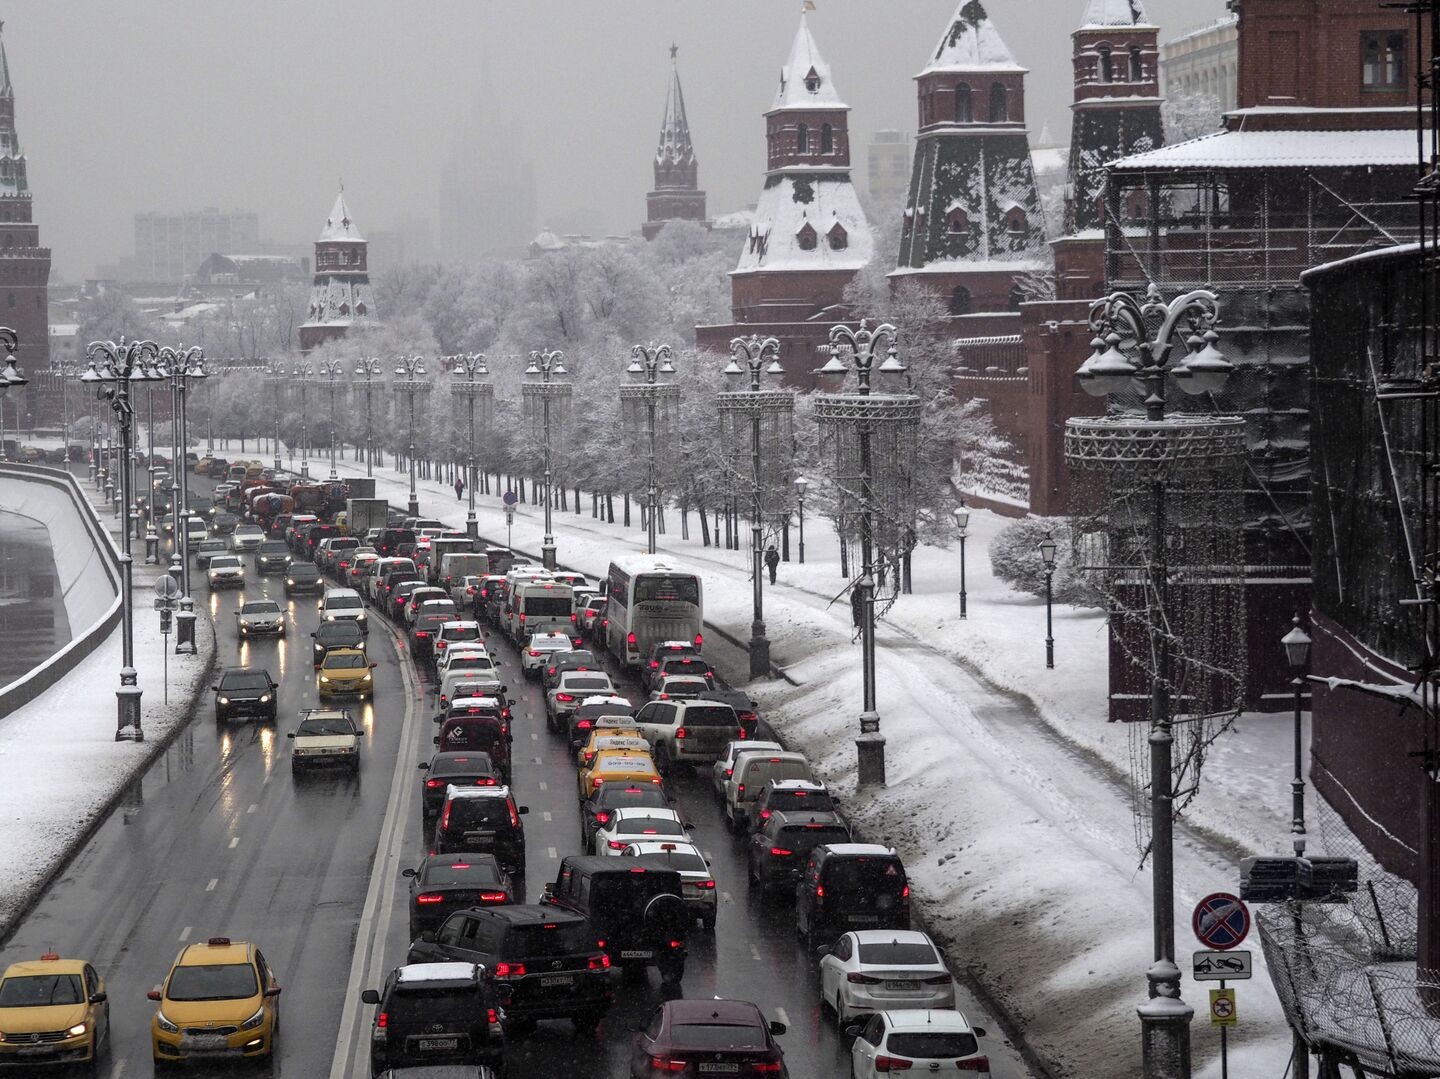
[724,750,814,832]
[795,844,910,941]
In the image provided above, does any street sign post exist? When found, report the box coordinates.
[1193,949,1252,981]
[1193,892,1250,950]
[502,490,518,507]
[505,507,515,550]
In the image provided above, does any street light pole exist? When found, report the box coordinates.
[447,352,491,541]
[262,361,285,474]
[952,501,969,618]
[316,357,344,481]
[1039,529,1057,668]
[393,354,429,518]
[290,360,314,480]
[795,476,809,564]
[1281,613,1312,1079]
[526,350,567,569]
[724,334,785,680]
[626,344,677,555]
[355,357,382,477]
[82,337,161,741]
[158,346,207,598]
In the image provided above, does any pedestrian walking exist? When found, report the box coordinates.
[764,543,780,585]
[454,476,465,501]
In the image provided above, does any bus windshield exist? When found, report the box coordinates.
[634,575,700,605]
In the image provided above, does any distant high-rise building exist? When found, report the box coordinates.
[299,192,375,352]
[644,47,708,241]
[133,208,260,283]
[864,129,911,208]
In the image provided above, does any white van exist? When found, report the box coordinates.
[723,750,813,833]
[438,552,490,591]
[505,579,576,643]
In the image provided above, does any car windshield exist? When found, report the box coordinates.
[449,656,494,671]
[297,716,354,736]
[595,787,668,810]
[211,557,241,568]
[317,625,362,644]
[241,602,280,615]
[324,653,369,670]
[423,860,503,886]
[858,941,939,965]
[523,596,571,616]
[259,542,287,553]
[0,974,84,1006]
[221,672,269,692]
[635,576,701,604]
[564,676,613,692]
[637,849,707,872]
[443,627,480,641]
[672,1022,766,1050]
[432,758,494,778]
[677,706,736,727]
[290,562,318,575]
[166,963,258,1002]
[824,858,906,893]
[200,541,227,552]
[590,873,678,916]
[615,817,685,837]
[328,595,362,609]
[773,790,834,812]
[778,825,851,851]
[507,921,594,958]
[887,1032,979,1057]
[236,525,262,535]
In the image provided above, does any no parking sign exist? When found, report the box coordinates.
[1193,892,1250,950]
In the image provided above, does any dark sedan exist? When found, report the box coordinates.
[628,998,788,1078]
[402,852,513,939]
[285,560,323,594]
[418,751,501,824]
[311,619,364,668]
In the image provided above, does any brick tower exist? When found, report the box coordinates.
[1065,0,1163,233]
[891,0,1047,331]
[299,191,375,353]
[644,47,707,241]
[0,21,50,425]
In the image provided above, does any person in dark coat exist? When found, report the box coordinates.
[454,476,465,500]
[764,544,780,584]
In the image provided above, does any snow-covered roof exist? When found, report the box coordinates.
[1078,0,1155,30]
[920,0,1027,76]
[772,14,847,112]
[1300,241,1419,284]
[712,208,757,230]
[1110,128,1423,171]
[396,962,479,984]
[317,192,364,243]
[732,174,874,275]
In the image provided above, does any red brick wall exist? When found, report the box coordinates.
[915,72,1026,128]
[890,267,1029,318]
[1072,28,1160,105]
[730,268,856,325]
[766,109,851,170]
[1021,300,1103,516]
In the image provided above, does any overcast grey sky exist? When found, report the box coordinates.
[13,0,1226,281]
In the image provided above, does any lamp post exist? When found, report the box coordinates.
[1281,615,1312,852]
[624,344,678,555]
[262,361,285,473]
[524,350,569,569]
[290,360,313,479]
[1070,283,1241,1079]
[815,321,912,787]
[447,352,491,540]
[724,334,788,680]
[795,476,809,564]
[393,354,429,518]
[354,357,383,476]
[952,501,969,619]
[81,337,162,741]
[1038,529,1057,668]
[316,357,345,480]
[50,357,77,469]
[158,346,207,597]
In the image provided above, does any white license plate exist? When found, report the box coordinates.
[417,1037,458,1052]
[181,1034,229,1052]
[15,1046,54,1057]
[698,1064,740,1074]
[848,915,879,922]
[619,949,653,959]
[541,974,574,987]
[464,830,495,840]
[885,979,918,990]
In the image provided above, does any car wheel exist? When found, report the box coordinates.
[701,913,716,932]
[835,994,845,1025]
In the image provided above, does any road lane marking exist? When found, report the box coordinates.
[722,892,733,904]
[547,846,558,859]
[532,756,541,764]
[539,781,547,791]
[542,811,552,822]
[205,878,218,892]
[750,943,762,961]
[531,732,538,741]
[247,803,257,814]
[106,1061,126,1079]
[229,837,239,849]
[178,926,192,941]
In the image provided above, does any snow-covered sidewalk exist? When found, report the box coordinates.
[0,468,217,940]
[336,457,1329,1078]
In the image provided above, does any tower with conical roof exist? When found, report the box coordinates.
[299,192,376,352]
[0,20,49,405]
[644,47,707,241]
[1065,0,1163,233]
[891,0,1047,327]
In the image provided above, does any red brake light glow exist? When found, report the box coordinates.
[415,894,444,905]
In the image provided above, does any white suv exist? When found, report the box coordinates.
[320,587,369,633]
[545,670,617,729]
[520,631,572,678]
[629,698,744,772]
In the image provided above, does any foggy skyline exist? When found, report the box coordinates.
[15,0,1226,281]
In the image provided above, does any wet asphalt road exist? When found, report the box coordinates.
[0,510,69,684]
[0,476,1028,1078]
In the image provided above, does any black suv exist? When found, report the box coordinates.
[312,620,364,668]
[407,905,613,1035]
[541,855,688,984]
[255,540,290,574]
[579,783,674,855]
[431,787,528,875]
[285,560,323,594]
[748,811,852,892]
[212,667,278,724]
[361,963,504,1076]
[795,843,910,941]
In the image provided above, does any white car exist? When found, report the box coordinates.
[819,931,957,1023]
[848,1010,990,1078]
[520,631,573,678]
[404,588,452,626]
[649,674,711,702]
[287,708,364,775]
[320,587,369,633]
[593,807,689,855]
[438,676,507,712]
[206,554,245,589]
[235,599,286,637]
[712,739,783,800]
[619,840,717,930]
[436,644,497,681]
[230,523,265,552]
[546,670,617,727]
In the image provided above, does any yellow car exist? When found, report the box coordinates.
[317,647,376,698]
[576,729,650,769]
[149,937,280,1064]
[0,953,109,1067]
[577,751,661,800]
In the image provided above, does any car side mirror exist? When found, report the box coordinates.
[416,761,429,770]
[147,989,162,1001]
[432,716,441,724]
[518,806,529,815]
[684,822,696,830]
[264,986,282,998]
[972,1026,987,1039]
[419,930,436,943]
[401,868,417,878]
[501,685,508,694]
[843,1024,862,1038]
[309,632,316,639]
[814,944,832,958]
[285,732,295,739]
[432,736,440,745]
[370,662,378,669]
[356,730,366,737]
[360,989,380,1005]
[89,991,107,1004]
[769,1020,787,1036]
[210,685,218,692]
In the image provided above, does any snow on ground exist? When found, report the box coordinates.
[0,471,216,940]
[339,457,1324,1078]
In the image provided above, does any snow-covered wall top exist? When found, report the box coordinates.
[920,0,1027,76]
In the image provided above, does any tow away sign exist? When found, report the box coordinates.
[1194,949,1252,981]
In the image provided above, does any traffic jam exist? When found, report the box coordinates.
[0,461,1005,1077]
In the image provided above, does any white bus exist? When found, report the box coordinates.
[603,555,704,670]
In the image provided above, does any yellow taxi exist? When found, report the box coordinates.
[317,647,376,698]
[577,750,661,800]
[149,937,280,1065]
[575,728,650,769]
[0,953,109,1067]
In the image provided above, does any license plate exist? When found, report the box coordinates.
[464,830,495,839]
[541,974,574,987]
[848,915,879,923]
[181,1034,229,1052]
[417,1037,458,1052]
[698,1064,740,1074]
[15,1046,54,1057]
[885,979,918,990]
[619,949,653,959]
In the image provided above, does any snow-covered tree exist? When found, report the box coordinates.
[988,516,1101,606]
[1162,90,1223,145]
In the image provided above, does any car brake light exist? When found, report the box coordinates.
[415,631,429,638]
[519,613,526,623]
[588,954,610,970]
[676,727,686,739]
[487,1008,499,1025]
[508,801,520,827]
[494,962,527,977]
[556,693,575,702]
[847,972,881,984]
[415,894,444,905]
[577,719,592,729]
[627,632,636,646]
[700,879,716,889]
[649,660,660,669]
[441,804,451,830]
[903,885,911,898]
[694,633,703,648]
[571,613,577,622]
[923,973,953,985]
[594,812,610,823]
[754,1064,784,1075]
[529,650,541,656]
[737,784,745,794]
[770,848,793,856]
[669,939,682,948]
[425,778,446,789]
[649,1057,687,1073]
[955,1057,991,1072]
[607,840,626,849]
[376,1011,388,1030]
[760,810,771,820]
[875,1057,914,1072]
[816,885,825,898]
[479,892,508,902]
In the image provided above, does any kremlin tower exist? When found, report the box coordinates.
[643,47,707,241]
[299,192,376,353]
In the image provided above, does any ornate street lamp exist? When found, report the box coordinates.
[795,475,809,564]
[393,354,430,517]
[446,353,493,540]
[315,357,346,480]
[262,360,288,473]
[81,337,162,741]
[1281,615,1312,853]
[622,344,679,555]
[1067,284,1244,1077]
[723,334,793,679]
[1038,529,1057,669]
[354,357,384,475]
[156,345,207,597]
[952,501,970,619]
[814,321,919,787]
[290,360,314,479]
[523,350,570,568]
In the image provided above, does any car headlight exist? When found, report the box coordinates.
[155,1010,179,1034]
[218,696,230,705]
[67,1022,87,1037]
[259,694,271,703]
[326,614,336,621]
[356,612,367,621]
[239,1004,266,1031]
[319,676,331,684]
[286,579,295,585]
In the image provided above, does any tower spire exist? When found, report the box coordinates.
[656,53,695,168]
[0,20,14,99]
[643,46,707,239]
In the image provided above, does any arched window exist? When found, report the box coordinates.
[797,223,818,251]
[955,83,973,123]
[820,123,833,154]
[828,222,848,250]
[947,207,969,233]
[797,123,809,154]
[989,83,1007,123]
[949,286,972,316]
[1005,207,1028,235]
[804,67,822,93]
[339,303,350,316]
[1129,47,1144,82]
[1098,45,1114,83]
[356,302,367,316]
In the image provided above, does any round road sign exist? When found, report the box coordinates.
[153,574,181,600]
[1193,892,1250,950]
[502,490,518,507]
